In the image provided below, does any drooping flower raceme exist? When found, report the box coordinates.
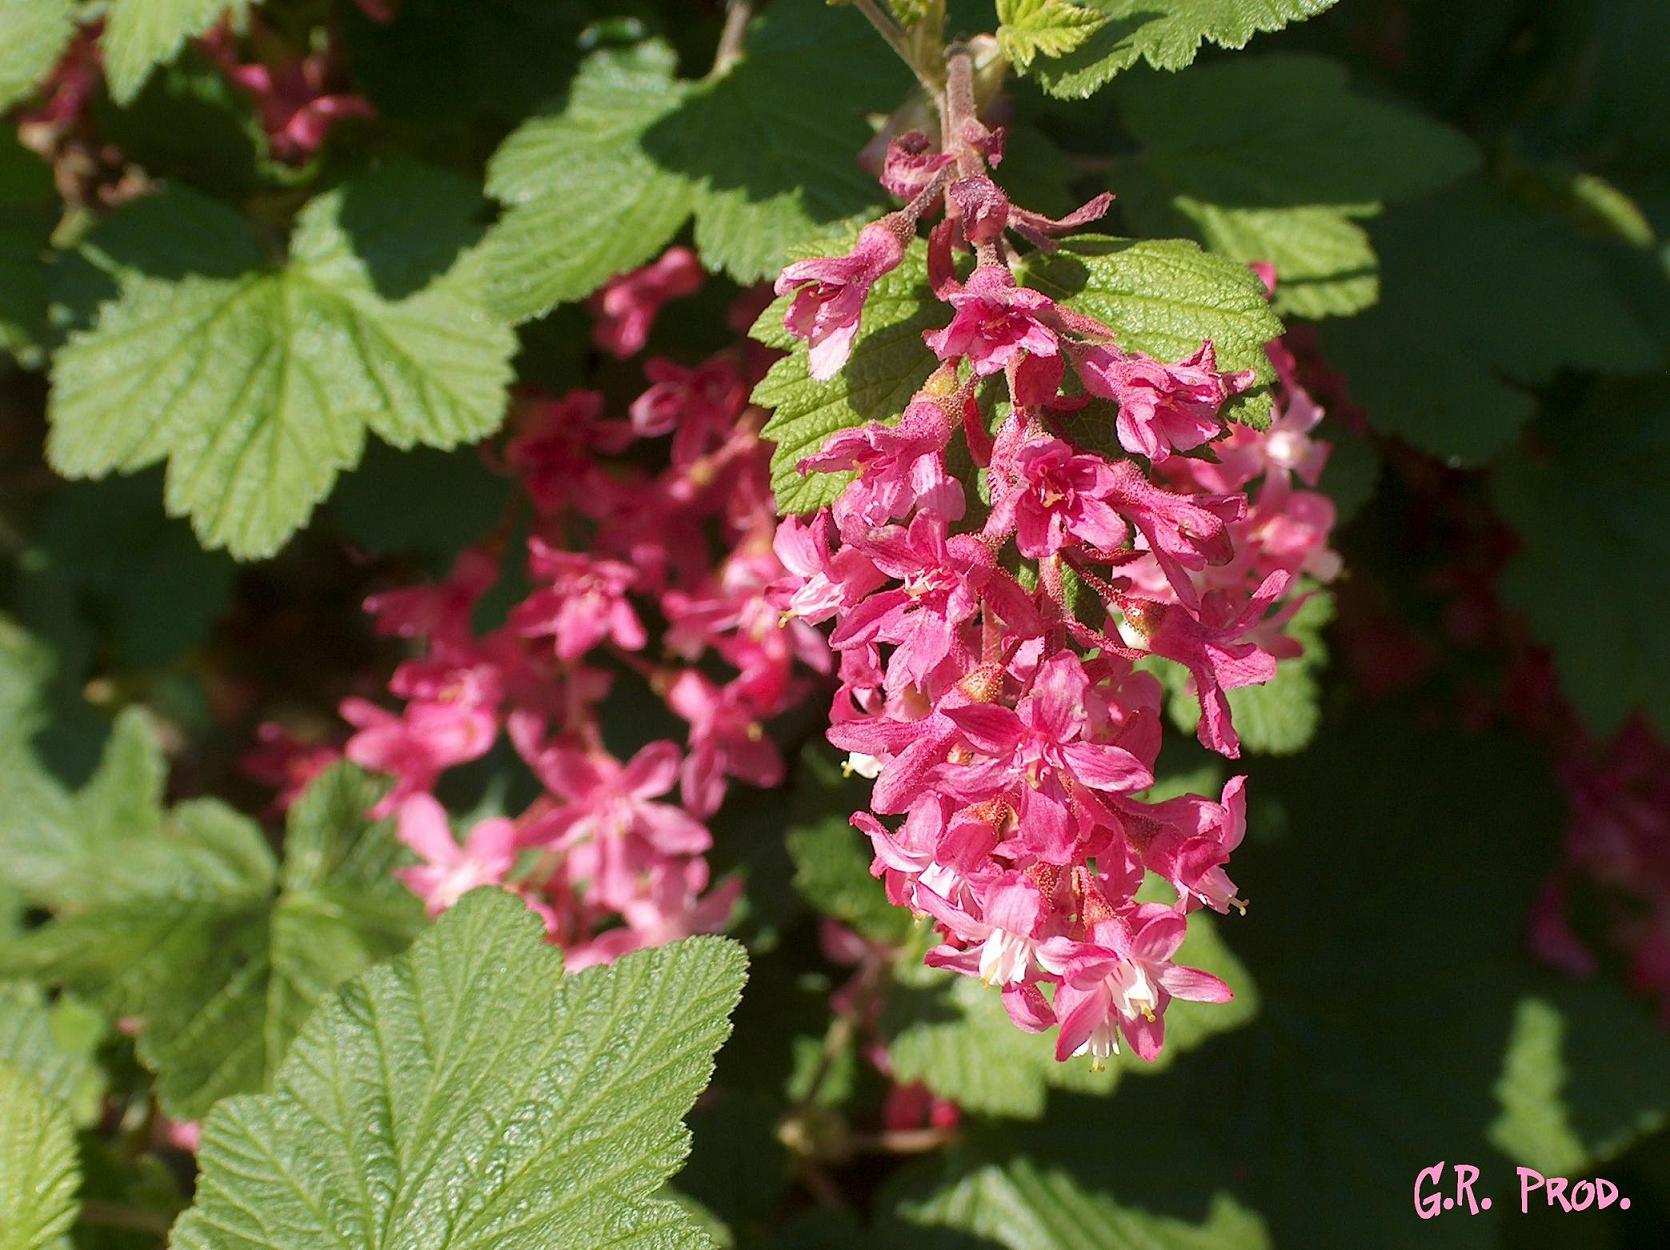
[766,56,1337,1066]
[331,297,821,969]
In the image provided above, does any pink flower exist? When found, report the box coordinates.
[1045,905,1232,1065]
[769,512,886,625]
[665,671,785,817]
[629,355,746,466]
[363,549,498,654]
[503,389,634,514]
[924,265,1058,377]
[880,132,955,199]
[566,877,742,972]
[510,540,646,661]
[589,247,704,359]
[943,652,1154,861]
[1103,460,1244,609]
[921,874,1048,990]
[1122,775,1249,913]
[832,514,1040,693]
[528,741,711,858]
[1122,572,1295,758]
[777,220,909,380]
[164,1119,203,1153]
[1075,341,1255,464]
[394,794,517,917]
[239,722,340,812]
[202,31,374,164]
[799,398,962,530]
[342,698,497,814]
[984,433,1129,558]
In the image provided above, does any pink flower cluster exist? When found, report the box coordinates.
[767,76,1338,1065]
[338,269,825,969]
[201,22,375,164]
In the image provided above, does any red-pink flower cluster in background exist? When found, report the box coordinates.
[766,58,1338,1066]
[200,21,374,164]
[320,260,831,969]
[1534,721,1670,1025]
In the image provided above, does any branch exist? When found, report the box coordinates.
[851,0,944,96]
[709,0,752,78]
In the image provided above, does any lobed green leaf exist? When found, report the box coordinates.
[170,888,749,1250]
[46,164,516,559]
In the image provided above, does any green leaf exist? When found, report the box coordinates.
[0,0,73,112]
[0,715,425,1120]
[1117,56,1478,210]
[101,0,243,105]
[0,982,105,1128]
[1177,202,1379,319]
[169,889,749,1250]
[0,134,58,360]
[1491,381,1670,740]
[644,4,904,284]
[1156,588,1334,755]
[342,0,582,130]
[886,906,1254,1117]
[785,747,914,944]
[483,43,697,324]
[486,10,903,316]
[0,1062,79,1250]
[750,238,941,513]
[998,0,1110,71]
[46,163,516,558]
[326,441,512,561]
[1314,182,1658,463]
[1032,0,1340,97]
[37,471,237,669]
[885,1155,1270,1250]
[1113,55,1478,320]
[1020,235,1284,427]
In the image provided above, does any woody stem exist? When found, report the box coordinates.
[850,0,944,97]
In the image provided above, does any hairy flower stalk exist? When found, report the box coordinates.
[768,51,1339,1065]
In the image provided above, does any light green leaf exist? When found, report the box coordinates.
[0,134,57,359]
[750,239,941,513]
[1491,381,1670,740]
[998,0,1110,71]
[0,0,73,112]
[0,714,425,1120]
[1314,181,1658,463]
[886,907,1254,1117]
[101,0,243,105]
[1033,0,1340,97]
[1020,235,1284,427]
[46,164,516,558]
[0,982,105,1128]
[483,43,697,324]
[1156,588,1334,755]
[886,1156,1270,1250]
[170,888,749,1250]
[1178,202,1377,318]
[1114,55,1478,320]
[0,1062,79,1250]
